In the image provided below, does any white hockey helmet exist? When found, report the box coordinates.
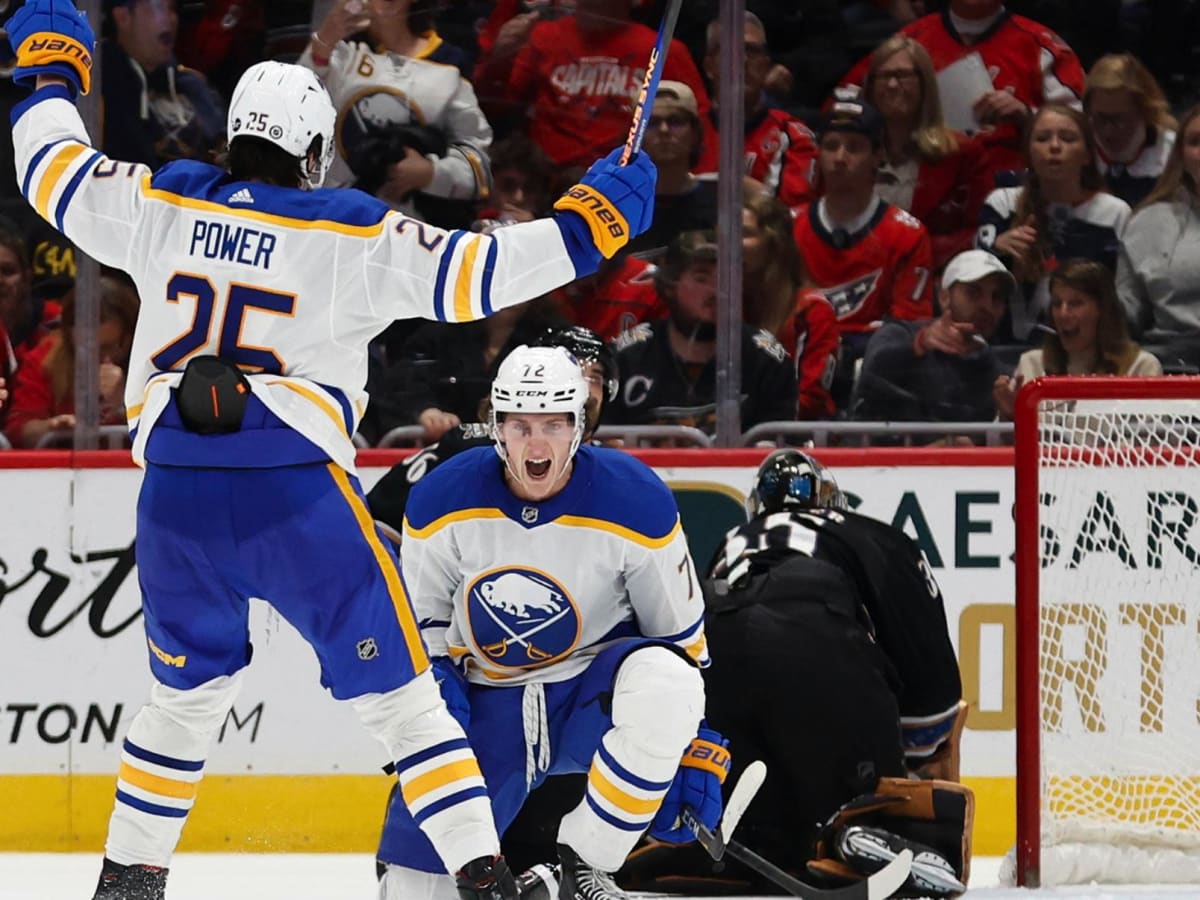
[227,61,337,189]
[490,345,590,461]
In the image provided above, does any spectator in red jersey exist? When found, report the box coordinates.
[5,277,139,449]
[977,104,1130,344]
[744,191,839,421]
[852,249,1014,443]
[474,0,714,170]
[555,253,665,341]
[835,0,1085,187]
[0,221,53,375]
[626,81,718,256]
[1084,54,1177,210]
[863,35,993,270]
[694,12,818,210]
[793,96,933,404]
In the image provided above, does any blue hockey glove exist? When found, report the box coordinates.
[431,656,470,729]
[648,726,730,844]
[6,0,96,97]
[552,147,656,275]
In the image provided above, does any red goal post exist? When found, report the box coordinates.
[1014,376,1200,887]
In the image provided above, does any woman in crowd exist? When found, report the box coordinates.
[977,104,1131,344]
[743,190,839,420]
[0,221,50,378]
[301,0,492,227]
[994,259,1161,420]
[1116,104,1200,359]
[4,276,139,449]
[862,35,991,270]
[1084,53,1177,209]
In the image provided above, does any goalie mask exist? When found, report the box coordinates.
[748,448,847,518]
[228,61,337,190]
[490,345,590,498]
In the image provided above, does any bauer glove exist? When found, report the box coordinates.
[552,147,656,276]
[7,0,95,97]
[648,726,729,844]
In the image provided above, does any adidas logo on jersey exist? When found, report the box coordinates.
[229,188,255,205]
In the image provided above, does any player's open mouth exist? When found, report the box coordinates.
[526,458,552,479]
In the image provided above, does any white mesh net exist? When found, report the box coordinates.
[1032,395,1200,884]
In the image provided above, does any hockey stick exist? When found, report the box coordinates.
[619,0,684,164]
[681,808,913,900]
[687,760,767,861]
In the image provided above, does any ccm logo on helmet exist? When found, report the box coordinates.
[562,186,627,240]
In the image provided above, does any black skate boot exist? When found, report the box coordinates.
[456,854,520,900]
[556,844,628,900]
[516,862,560,900]
[91,858,168,900]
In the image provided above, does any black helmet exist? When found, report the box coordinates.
[535,325,619,403]
[747,449,846,517]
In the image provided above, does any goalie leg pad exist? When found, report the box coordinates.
[809,778,974,898]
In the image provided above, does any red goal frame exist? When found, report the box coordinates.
[1013,375,1200,887]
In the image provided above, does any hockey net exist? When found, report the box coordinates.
[1013,377,1200,886]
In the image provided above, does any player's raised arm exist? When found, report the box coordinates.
[365,146,657,324]
[8,1,150,271]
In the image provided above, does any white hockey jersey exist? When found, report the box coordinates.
[402,445,709,686]
[300,38,491,200]
[10,85,579,471]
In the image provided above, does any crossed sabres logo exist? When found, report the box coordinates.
[465,567,581,669]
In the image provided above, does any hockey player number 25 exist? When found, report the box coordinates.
[151,273,295,374]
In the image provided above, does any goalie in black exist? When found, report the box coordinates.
[620,449,972,898]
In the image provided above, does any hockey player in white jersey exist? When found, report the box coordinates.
[5,3,656,899]
[376,344,730,900]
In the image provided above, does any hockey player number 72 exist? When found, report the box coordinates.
[151,273,295,373]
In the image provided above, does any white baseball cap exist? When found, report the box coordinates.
[941,249,1016,293]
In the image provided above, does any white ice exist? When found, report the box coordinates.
[3,855,1200,900]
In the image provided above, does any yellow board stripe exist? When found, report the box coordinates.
[556,515,681,549]
[401,759,482,806]
[267,380,349,436]
[118,762,198,801]
[589,766,661,817]
[404,508,508,540]
[328,464,429,672]
[453,236,481,323]
[140,174,389,236]
[35,142,87,220]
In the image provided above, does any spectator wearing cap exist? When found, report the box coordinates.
[605,230,797,437]
[851,249,1013,442]
[694,12,819,210]
[863,35,993,270]
[101,0,227,170]
[626,80,719,257]
[793,95,933,407]
[834,0,1085,188]
[473,0,714,170]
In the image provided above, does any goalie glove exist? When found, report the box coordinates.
[647,726,729,844]
[6,0,96,97]
[807,778,974,898]
[552,147,656,276]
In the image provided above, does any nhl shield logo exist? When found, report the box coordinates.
[356,638,379,661]
[522,506,538,524]
[465,568,580,670]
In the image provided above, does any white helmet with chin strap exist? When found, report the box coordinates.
[227,61,337,189]
[491,345,590,478]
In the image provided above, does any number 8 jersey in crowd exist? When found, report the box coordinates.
[11,86,580,472]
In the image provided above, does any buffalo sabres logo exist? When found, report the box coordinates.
[465,568,580,670]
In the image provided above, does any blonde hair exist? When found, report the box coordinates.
[864,35,959,162]
[1138,104,1200,210]
[742,191,805,336]
[1084,54,1177,132]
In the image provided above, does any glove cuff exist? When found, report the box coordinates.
[681,738,729,784]
[15,34,92,95]
[553,185,630,259]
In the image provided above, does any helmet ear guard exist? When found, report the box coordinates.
[227,61,337,189]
